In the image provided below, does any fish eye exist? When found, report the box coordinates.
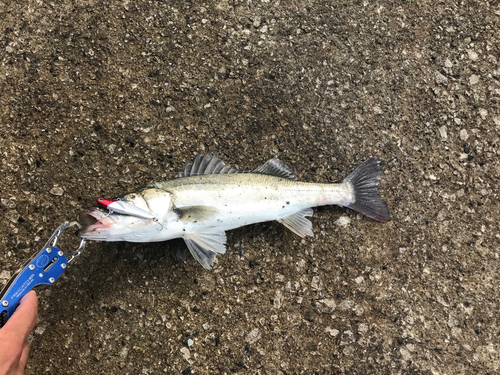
[98,198,104,201]
[129,195,136,199]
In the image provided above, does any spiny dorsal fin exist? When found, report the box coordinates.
[252,158,298,181]
[176,151,239,178]
[277,208,314,238]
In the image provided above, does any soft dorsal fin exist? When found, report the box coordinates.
[252,158,297,180]
[277,208,314,238]
[176,151,239,178]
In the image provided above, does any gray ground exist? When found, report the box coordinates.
[1,0,499,374]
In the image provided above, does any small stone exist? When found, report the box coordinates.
[400,347,412,361]
[6,210,20,223]
[180,347,191,360]
[469,74,480,85]
[246,328,261,344]
[373,106,383,115]
[459,129,469,141]
[34,325,46,335]
[326,327,340,337]
[439,126,448,141]
[119,347,129,360]
[1,198,16,209]
[311,276,323,291]
[202,323,210,330]
[435,71,448,84]
[354,276,364,284]
[165,106,176,112]
[358,323,369,334]
[187,339,194,347]
[50,187,64,196]
[467,50,478,61]
[319,299,336,312]
[338,299,355,311]
[334,216,351,226]
[0,270,11,283]
[444,59,453,68]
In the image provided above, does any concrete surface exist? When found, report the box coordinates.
[1,0,499,374]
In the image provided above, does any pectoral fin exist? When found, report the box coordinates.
[174,205,219,223]
[277,208,314,238]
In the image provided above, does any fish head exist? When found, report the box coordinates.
[77,188,174,242]
[76,207,160,242]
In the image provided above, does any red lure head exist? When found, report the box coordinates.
[97,198,118,209]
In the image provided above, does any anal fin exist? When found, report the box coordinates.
[277,208,314,238]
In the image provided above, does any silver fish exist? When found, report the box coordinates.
[77,152,391,269]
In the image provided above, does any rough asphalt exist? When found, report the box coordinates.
[1,1,499,374]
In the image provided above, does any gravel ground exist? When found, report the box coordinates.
[1,1,499,374]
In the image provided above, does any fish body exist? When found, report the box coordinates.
[78,152,390,269]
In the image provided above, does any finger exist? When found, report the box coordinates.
[18,340,31,372]
[3,291,38,342]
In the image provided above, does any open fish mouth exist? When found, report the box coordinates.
[76,207,158,242]
[76,208,119,236]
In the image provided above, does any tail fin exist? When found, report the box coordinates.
[342,157,391,222]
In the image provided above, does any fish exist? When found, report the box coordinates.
[77,152,391,269]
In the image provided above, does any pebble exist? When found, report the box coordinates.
[439,126,448,141]
[6,210,20,223]
[202,323,210,330]
[319,299,336,312]
[459,129,469,141]
[335,216,351,226]
[187,339,194,347]
[467,50,478,61]
[50,187,64,196]
[119,347,129,360]
[180,347,191,360]
[435,71,448,84]
[326,328,340,337]
[469,74,480,85]
[0,270,11,283]
[34,325,46,335]
[246,328,261,344]
[1,198,16,209]
[444,58,453,68]
[311,276,323,291]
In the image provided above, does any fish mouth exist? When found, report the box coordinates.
[76,208,119,237]
[76,207,157,242]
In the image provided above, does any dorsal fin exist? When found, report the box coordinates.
[252,158,297,180]
[176,151,239,178]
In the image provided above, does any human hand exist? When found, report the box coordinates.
[0,291,38,375]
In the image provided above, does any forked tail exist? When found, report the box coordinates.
[342,157,391,222]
